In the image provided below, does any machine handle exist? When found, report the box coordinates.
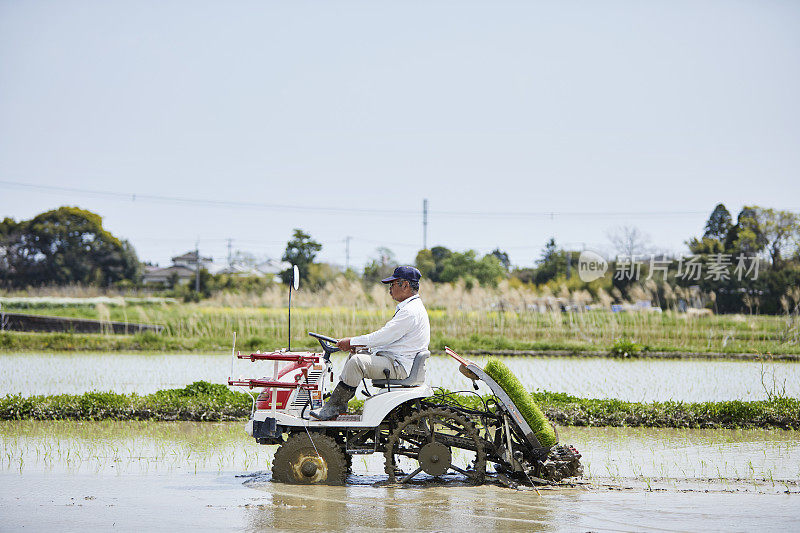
[308,332,338,344]
[308,332,340,360]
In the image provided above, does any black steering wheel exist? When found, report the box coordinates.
[308,332,340,360]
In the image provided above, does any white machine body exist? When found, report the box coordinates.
[231,348,433,436]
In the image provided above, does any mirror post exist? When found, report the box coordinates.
[288,272,292,351]
[288,265,300,351]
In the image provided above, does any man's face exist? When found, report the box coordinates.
[388,279,408,301]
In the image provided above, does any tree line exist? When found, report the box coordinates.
[2,204,798,314]
[0,207,139,288]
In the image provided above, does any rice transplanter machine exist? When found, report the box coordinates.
[228,332,582,485]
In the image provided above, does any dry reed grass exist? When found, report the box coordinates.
[4,279,799,354]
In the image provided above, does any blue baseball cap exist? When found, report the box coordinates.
[381,265,421,284]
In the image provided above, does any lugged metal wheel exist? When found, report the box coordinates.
[384,407,485,484]
[540,444,583,481]
[272,432,348,485]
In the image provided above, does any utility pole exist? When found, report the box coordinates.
[194,240,200,293]
[566,252,571,280]
[227,238,233,267]
[423,198,428,250]
[345,236,351,271]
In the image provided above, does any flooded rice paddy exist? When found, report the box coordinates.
[2,351,799,401]
[3,352,798,529]
[2,422,798,486]
[1,421,798,531]
[0,353,800,402]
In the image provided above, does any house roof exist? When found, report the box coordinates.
[143,265,196,281]
[215,264,265,277]
[256,259,287,274]
[172,251,212,263]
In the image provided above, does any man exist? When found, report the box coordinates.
[310,265,430,421]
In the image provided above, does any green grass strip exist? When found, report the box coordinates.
[483,358,558,447]
[532,390,800,430]
[3,381,798,430]
[0,381,253,421]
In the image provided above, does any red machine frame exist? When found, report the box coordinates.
[228,350,329,412]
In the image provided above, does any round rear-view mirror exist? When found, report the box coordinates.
[292,265,300,291]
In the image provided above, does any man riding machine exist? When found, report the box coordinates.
[311,265,429,421]
[231,264,582,485]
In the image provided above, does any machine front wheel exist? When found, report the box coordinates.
[272,433,348,485]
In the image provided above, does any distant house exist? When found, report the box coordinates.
[256,259,286,277]
[213,258,285,282]
[170,251,213,270]
[143,251,213,286]
[214,263,264,277]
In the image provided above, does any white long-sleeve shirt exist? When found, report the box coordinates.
[350,295,430,373]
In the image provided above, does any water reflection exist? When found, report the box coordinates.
[1,421,798,531]
[2,421,797,485]
[243,482,558,531]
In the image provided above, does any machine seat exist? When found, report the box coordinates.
[372,351,430,388]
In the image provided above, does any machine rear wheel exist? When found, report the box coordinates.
[384,407,486,484]
[272,433,348,485]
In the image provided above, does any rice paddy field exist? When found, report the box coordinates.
[2,351,799,401]
[1,420,798,531]
[2,421,797,487]
[2,292,799,530]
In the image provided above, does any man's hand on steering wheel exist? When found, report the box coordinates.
[336,338,353,352]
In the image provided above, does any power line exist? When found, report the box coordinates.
[5,179,784,219]
[0,179,413,217]
[352,237,419,248]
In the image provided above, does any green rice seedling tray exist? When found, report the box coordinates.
[484,358,558,448]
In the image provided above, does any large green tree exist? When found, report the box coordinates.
[758,208,799,267]
[438,250,505,287]
[688,205,728,255]
[280,228,322,285]
[415,245,452,282]
[703,203,733,241]
[725,206,767,255]
[679,204,800,314]
[533,238,569,284]
[491,248,511,271]
[415,246,505,286]
[0,206,139,287]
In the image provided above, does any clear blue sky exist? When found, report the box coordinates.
[1,1,798,269]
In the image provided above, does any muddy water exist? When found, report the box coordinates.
[1,421,798,531]
[3,352,799,401]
